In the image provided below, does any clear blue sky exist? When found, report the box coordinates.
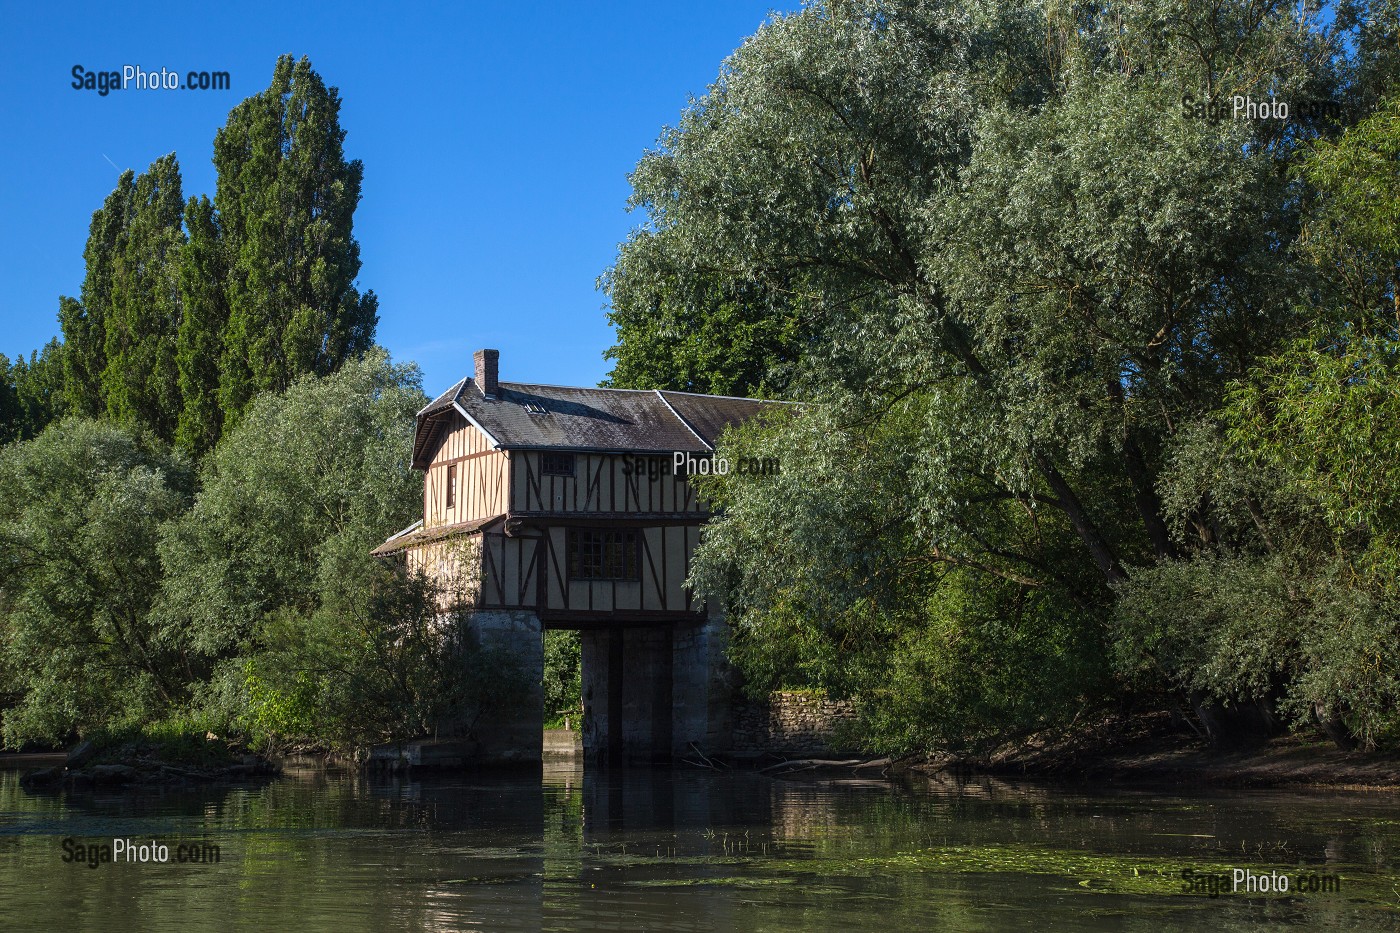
[0,1,799,396]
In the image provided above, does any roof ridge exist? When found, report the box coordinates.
[657,388,784,404]
[416,375,471,416]
[425,377,780,406]
[500,381,658,394]
[654,389,713,451]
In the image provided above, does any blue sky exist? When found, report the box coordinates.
[0,1,800,396]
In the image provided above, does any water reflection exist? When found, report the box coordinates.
[0,761,1397,931]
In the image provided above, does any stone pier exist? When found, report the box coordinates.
[466,609,544,764]
[406,608,743,766]
[578,615,734,764]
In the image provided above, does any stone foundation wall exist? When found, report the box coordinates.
[731,690,859,757]
[465,609,543,764]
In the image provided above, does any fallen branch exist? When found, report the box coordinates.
[680,756,721,770]
[689,742,727,770]
[759,758,865,773]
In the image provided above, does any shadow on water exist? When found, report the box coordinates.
[2,760,1399,930]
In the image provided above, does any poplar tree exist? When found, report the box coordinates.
[57,157,187,440]
[0,356,18,444]
[0,341,66,443]
[214,54,378,425]
[60,174,132,418]
[175,195,228,456]
[99,154,186,441]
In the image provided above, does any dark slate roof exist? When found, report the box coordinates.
[411,377,780,469]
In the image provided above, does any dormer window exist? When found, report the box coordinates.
[542,453,575,476]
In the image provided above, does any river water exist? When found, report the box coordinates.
[1,761,1398,931]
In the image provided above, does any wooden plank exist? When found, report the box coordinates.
[525,453,541,511]
[519,538,539,606]
[586,456,604,510]
[664,525,686,611]
[507,513,708,528]
[548,528,568,608]
[683,525,693,612]
[502,535,519,606]
[659,523,669,611]
[616,580,641,611]
[538,608,705,626]
[482,534,505,606]
[643,528,664,611]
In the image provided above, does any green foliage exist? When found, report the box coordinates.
[690,393,1113,754]
[98,154,186,442]
[9,340,68,441]
[860,572,1108,755]
[1111,554,1300,705]
[174,194,228,456]
[1298,89,1400,322]
[13,55,379,456]
[611,0,1328,588]
[214,54,378,425]
[1114,553,1400,750]
[1288,572,1400,750]
[1115,92,1400,748]
[0,56,503,756]
[0,346,525,755]
[603,268,811,397]
[0,419,193,746]
[89,714,240,768]
[1223,335,1400,573]
[613,0,1393,754]
[159,351,425,659]
[0,356,20,445]
[243,562,530,751]
[543,629,581,727]
[51,154,189,442]
[1115,92,1400,741]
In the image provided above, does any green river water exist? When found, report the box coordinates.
[1,761,1398,930]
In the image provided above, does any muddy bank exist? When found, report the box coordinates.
[923,712,1400,790]
[11,738,279,793]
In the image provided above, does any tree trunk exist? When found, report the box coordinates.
[1033,452,1128,584]
[1108,381,1176,561]
[934,303,1128,587]
[1122,434,1177,561]
[1312,702,1357,752]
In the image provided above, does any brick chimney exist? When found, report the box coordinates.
[475,348,500,399]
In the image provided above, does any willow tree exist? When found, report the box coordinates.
[0,420,194,745]
[1113,90,1400,751]
[609,0,1352,749]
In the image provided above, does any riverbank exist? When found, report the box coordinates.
[929,712,1400,790]
[6,734,279,791]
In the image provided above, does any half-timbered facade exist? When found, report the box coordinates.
[374,349,776,763]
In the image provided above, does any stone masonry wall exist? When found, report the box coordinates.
[730,690,859,758]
